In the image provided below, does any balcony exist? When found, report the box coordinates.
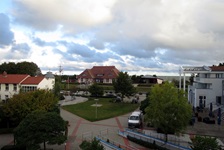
[194,77,216,83]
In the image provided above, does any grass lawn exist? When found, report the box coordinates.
[62,98,140,122]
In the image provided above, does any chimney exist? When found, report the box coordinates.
[2,71,7,77]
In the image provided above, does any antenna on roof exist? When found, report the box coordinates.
[59,65,63,76]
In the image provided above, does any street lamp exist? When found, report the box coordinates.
[95,99,99,119]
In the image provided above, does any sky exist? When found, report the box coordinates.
[0,0,224,76]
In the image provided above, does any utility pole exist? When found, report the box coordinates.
[59,65,63,82]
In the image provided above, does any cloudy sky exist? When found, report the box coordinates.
[0,0,224,76]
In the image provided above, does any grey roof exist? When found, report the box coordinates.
[45,72,55,78]
[181,66,211,73]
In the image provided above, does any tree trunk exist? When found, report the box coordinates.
[44,141,46,150]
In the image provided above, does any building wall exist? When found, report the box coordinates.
[0,83,20,100]
[0,78,55,101]
[37,78,55,90]
[103,79,113,84]
[190,72,224,108]
[78,78,93,84]
[157,79,163,84]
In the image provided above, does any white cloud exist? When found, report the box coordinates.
[1,0,224,75]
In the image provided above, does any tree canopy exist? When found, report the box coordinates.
[113,72,136,100]
[14,111,67,150]
[145,82,192,141]
[80,137,104,150]
[2,89,59,126]
[0,61,41,76]
[88,83,104,97]
[191,136,221,150]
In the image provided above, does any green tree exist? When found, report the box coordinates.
[80,137,104,150]
[113,72,136,100]
[2,89,59,126]
[145,82,192,141]
[53,81,61,98]
[88,83,104,97]
[140,97,150,114]
[131,75,143,83]
[14,111,67,150]
[0,61,41,76]
[16,61,41,76]
[191,136,221,150]
[0,62,16,74]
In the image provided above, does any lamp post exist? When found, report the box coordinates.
[64,143,66,150]
[95,99,99,119]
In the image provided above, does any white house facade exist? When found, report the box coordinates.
[0,71,55,101]
[180,66,224,109]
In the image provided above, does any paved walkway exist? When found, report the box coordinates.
[0,95,147,150]
[1,94,224,150]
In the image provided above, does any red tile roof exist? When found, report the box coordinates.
[0,73,29,84]
[210,66,224,71]
[77,66,120,79]
[21,76,45,85]
[0,72,45,85]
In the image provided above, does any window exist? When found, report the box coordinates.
[5,95,9,100]
[0,84,1,91]
[216,73,223,78]
[22,86,37,92]
[216,96,222,105]
[13,84,17,91]
[5,84,9,91]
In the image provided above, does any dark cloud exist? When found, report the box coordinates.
[12,1,58,31]
[11,43,30,53]
[88,39,105,50]
[0,13,14,46]
[32,37,56,47]
[56,41,121,63]
[4,43,30,59]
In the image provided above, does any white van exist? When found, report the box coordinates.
[128,111,143,128]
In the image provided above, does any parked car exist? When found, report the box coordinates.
[128,111,143,128]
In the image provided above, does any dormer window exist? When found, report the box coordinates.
[82,74,86,76]
[97,74,104,76]
[5,84,9,91]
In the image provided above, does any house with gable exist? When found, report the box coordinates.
[0,71,55,102]
[77,66,120,84]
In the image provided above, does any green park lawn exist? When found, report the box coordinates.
[62,98,140,121]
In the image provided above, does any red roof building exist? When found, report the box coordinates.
[77,66,120,84]
[0,71,55,101]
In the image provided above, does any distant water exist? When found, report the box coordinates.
[158,76,190,81]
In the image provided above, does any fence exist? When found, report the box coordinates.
[81,128,139,150]
[119,129,192,150]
